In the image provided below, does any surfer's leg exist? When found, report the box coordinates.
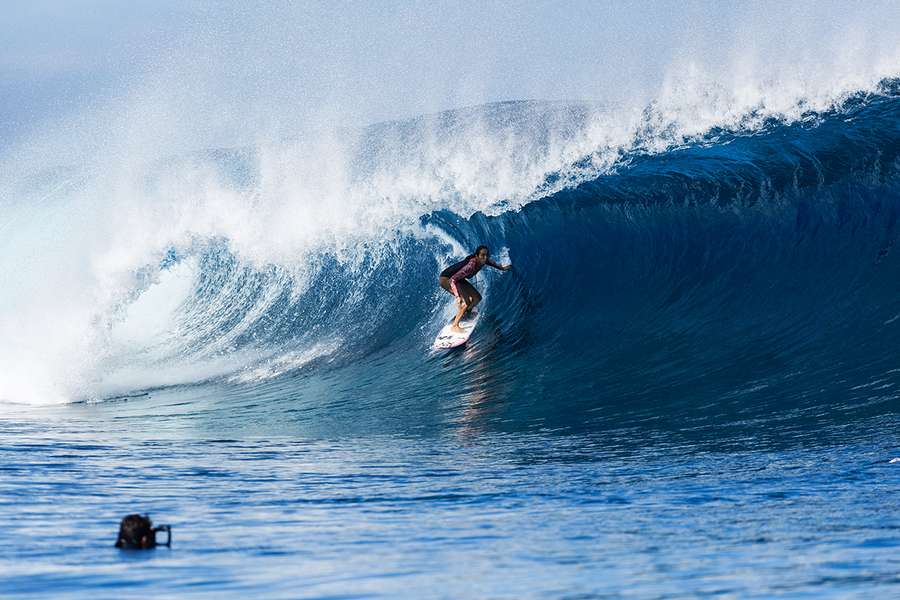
[456,280,481,313]
[451,300,467,332]
[439,276,453,295]
[470,287,482,309]
[443,276,469,332]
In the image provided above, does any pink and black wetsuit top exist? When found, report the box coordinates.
[440,256,503,297]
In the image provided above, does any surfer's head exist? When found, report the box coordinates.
[473,245,489,265]
[115,514,171,549]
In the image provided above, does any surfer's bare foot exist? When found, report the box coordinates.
[451,325,465,333]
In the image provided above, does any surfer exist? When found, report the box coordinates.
[439,245,511,333]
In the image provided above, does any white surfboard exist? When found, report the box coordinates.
[433,312,480,349]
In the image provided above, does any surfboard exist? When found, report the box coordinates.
[433,312,480,349]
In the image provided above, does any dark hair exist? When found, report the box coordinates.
[115,514,170,549]
[469,245,489,259]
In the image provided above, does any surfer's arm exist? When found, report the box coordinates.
[449,270,465,297]
[487,260,511,271]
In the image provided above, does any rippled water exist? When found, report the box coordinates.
[2,389,899,598]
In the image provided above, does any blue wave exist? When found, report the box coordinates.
[425,81,900,433]
[71,80,900,436]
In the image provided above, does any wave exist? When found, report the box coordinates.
[3,80,900,431]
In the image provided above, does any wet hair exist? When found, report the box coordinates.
[470,245,490,259]
[115,514,170,549]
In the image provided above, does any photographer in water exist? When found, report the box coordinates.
[114,514,171,550]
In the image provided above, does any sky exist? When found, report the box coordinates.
[2,1,900,152]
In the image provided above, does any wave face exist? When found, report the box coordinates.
[3,81,900,436]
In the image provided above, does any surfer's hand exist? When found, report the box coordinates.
[503,264,512,271]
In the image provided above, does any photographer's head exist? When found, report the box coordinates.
[115,514,171,550]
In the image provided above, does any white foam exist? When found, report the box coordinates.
[227,341,340,384]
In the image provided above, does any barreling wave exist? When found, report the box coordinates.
[3,80,900,437]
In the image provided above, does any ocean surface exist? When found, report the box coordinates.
[3,79,900,597]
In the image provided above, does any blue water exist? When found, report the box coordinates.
[3,406,900,598]
[3,82,900,597]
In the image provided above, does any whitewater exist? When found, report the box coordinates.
[3,3,900,597]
